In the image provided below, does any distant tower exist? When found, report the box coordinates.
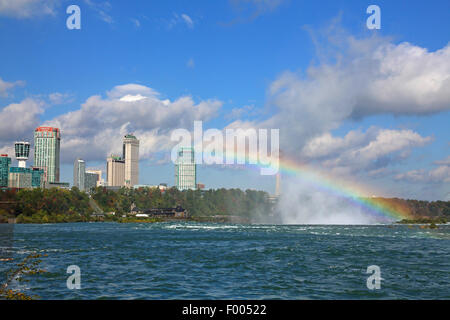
[275,171,281,197]
[175,147,196,191]
[123,134,139,187]
[34,127,60,183]
[73,158,86,191]
[15,141,30,168]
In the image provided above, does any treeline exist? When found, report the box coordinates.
[92,186,273,218]
[0,187,273,223]
[0,188,93,223]
[368,197,450,218]
[1,187,448,224]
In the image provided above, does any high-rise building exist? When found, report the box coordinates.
[0,154,11,188]
[123,134,139,187]
[107,155,125,187]
[73,158,86,191]
[85,170,100,192]
[34,127,60,183]
[14,142,30,168]
[175,147,196,191]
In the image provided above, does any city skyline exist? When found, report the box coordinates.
[0,1,449,200]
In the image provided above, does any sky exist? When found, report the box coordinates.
[0,0,448,200]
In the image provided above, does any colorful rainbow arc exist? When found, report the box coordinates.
[197,149,413,222]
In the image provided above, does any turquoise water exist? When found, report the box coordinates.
[1,222,449,299]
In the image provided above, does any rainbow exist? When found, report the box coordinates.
[272,155,413,222]
[200,149,413,222]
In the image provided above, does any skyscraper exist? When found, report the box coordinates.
[175,147,196,191]
[123,134,139,187]
[107,155,125,187]
[0,154,11,188]
[34,127,60,183]
[73,158,86,191]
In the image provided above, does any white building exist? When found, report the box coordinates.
[107,155,125,187]
[73,158,86,191]
[123,134,139,187]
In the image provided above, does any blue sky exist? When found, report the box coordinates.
[0,0,449,200]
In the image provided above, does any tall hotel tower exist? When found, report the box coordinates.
[175,147,196,191]
[34,127,61,183]
[123,134,139,187]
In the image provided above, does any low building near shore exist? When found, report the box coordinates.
[130,203,189,218]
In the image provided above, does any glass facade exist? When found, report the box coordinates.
[9,167,32,188]
[34,127,60,183]
[73,158,86,191]
[175,147,196,191]
[31,168,44,188]
[0,155,11,187]
[85,172,99,192]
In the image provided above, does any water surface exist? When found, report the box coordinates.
[1,222,449,299]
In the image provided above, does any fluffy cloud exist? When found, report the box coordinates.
[43,84,222,163]
[0,98,43,144]
[395,166,450,183]
[395,155,450,184]
[0,77,25,97]
[301,127,432,176]
[0,0,58,18]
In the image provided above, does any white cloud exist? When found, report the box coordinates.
[168,13,195,29]
[301,127,432,175]
[0,0,58,18]
[255,31,450,159]
[107,84,159,99]
[0,77,25,97]
[181,14,194,28]
[48,92,74,105]
[395,155,450,184]
[0,98,43,143]
[42,84,222,163]
[434,156,450,166]
[225,104,256,120]
[395,166,450,183]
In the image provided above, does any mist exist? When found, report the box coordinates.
[273,176,388,225]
